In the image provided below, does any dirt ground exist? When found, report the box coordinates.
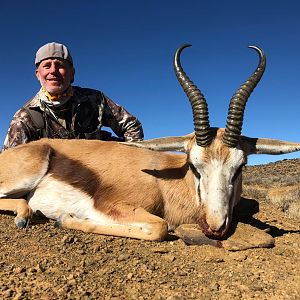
[0,161,300,300]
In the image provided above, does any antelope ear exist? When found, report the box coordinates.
[241,136,300,155]
[120,133,195,153]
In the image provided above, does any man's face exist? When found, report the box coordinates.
[35,58,75,95]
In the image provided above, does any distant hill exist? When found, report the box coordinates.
[242,158,300,218]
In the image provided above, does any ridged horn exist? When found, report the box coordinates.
[223,46,266,147]
[174,44,212,147]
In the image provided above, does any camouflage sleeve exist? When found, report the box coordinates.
[101,94,144,142]
[2,109,39,151]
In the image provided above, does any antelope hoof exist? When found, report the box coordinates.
[14,216,29,229]
[55,214,72,228]
[54,216,64,228]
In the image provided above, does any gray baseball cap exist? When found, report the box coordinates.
[35,42,73,66]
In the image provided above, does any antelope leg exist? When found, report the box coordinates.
[0,198,32,228]
[56,206,168,241]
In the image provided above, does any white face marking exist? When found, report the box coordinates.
[193,179,201,207]
[189,143,245,233]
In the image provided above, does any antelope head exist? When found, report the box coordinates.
[123,45,300,238]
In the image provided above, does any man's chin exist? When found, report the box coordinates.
[45,86,65,95]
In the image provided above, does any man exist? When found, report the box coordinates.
[2,42,144,150]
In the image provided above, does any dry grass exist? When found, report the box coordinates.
[242,158,300,218]
[266,185,300,218]
[243,159,300,188]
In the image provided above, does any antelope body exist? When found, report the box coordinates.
[0,45,299,241]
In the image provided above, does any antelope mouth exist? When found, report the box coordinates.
[198,214,231,239]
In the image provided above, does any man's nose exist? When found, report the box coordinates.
[49,63,59,73]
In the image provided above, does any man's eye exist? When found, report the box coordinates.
[55,62,65,67]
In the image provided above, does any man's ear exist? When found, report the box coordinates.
[35,68,40,81]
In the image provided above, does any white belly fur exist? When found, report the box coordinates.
[28,175,113,224]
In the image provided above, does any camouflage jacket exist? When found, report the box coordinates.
[2,86,144,150]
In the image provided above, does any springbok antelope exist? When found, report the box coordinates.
[0,45,299,241]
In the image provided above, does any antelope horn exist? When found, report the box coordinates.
[223,46,266,147]
[174,44,212,147]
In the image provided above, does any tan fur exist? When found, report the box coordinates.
[202,129,231,164]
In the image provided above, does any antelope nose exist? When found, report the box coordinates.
[211,219,227,234]
[208,217,228,238]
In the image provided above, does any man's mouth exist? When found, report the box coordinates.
[47,78,62,85]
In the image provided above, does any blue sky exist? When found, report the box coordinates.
[1,0,299,165]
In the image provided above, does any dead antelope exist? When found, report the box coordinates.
[0,45,299,241]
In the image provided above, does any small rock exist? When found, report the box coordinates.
[229,253,248,262]
[117,254,130,261]
[93,245,100,253]
[166,295,184,300]
[61,235,75,244]
[164,254,176,262]
[80,260,86,267]
[211,283,220,291]
[178,270,187,276]
[151,247,169,254]
[35,262,45,272]
[14,266,26,274]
